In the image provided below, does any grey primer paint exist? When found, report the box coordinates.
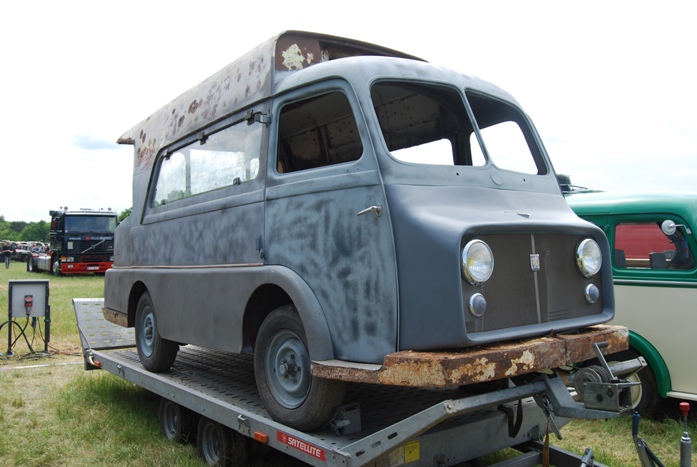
[104,31,613,365]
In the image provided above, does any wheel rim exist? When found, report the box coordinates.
[162,402,179,440]
[265,329,311,409]
[626,372,643,408]
[52,261,60,275]
[200,423,221,463]
[139,308,156,357]
[609,360,643,409]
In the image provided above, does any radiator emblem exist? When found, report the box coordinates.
[530,253,540,272]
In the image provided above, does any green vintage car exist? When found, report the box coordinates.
[567,189,697,416]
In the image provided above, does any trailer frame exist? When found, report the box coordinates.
[75,298,627,466]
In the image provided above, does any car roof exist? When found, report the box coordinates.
[566,191,697,221]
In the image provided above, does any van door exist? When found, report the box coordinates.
[264,82,398,364]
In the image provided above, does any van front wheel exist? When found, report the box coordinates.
[135,292,179,372]
[254,305,346,431]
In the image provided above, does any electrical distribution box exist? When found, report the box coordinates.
[9,280,49,318]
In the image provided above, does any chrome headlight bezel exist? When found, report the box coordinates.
[461,239,494,285]
[576,238,602,277]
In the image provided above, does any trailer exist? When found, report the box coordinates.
[74,298,638,466]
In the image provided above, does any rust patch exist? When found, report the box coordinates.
[311,325,628,388]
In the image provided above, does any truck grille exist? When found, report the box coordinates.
[66,240,114,256]
[465,234,604,334]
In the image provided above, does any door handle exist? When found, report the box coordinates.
[357,204,382,217]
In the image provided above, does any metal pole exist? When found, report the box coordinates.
[680,402,692,467]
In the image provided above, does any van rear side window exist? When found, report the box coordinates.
[151,121,262,206]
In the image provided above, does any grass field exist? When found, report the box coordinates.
[0,264,694,466]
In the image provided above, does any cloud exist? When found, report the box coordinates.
[72,133,120,151]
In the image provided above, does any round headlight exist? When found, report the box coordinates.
[462,240,494,285]
[576,238,602,277]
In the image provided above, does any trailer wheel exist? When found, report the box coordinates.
[159,398,196,444]
[135,292,179,372]
[254,305,346,431]
[197,417,237,466]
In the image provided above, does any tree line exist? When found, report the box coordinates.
[0,216,49,242]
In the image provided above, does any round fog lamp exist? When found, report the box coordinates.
[469,293,487,317]
[584,284,600,304]
[576,239,602,277]
[462,240,494,285]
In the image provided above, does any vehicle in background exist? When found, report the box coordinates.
[27,208,118,275]
[566,190,697,416]
[104,31,619,431]
[11,242,32,262]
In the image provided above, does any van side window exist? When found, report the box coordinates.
[615,222,695,270]
[277,92,363,173]
[151,122,262,206]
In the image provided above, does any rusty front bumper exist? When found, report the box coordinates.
[311,325,628,388]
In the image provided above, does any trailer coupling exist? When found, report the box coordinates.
[332,352,645,466]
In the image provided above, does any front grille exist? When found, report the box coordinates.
[66,240,113,255]
[465,234,603,334]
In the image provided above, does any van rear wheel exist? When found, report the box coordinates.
[135,291,179,372]
[254,305,346,431]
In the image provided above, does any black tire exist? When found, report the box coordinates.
[254,305,346,431]
[197,417,245,466]
[26,257,34,273]
[159,398,196,444]
[52,259,61,276]
[135,292,179,372]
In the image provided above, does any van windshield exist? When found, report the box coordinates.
[371,82,546,175]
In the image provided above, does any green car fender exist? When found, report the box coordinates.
[629,331,671,398]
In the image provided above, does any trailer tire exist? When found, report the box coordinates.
[254,305,346,431]
[159,398,196,444]
[197,417,244,466]
[135,292,179,372]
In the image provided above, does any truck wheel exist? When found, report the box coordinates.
[135,292,179,372]
[159,398,196,444]
[254,305,346,431]
[52,259,61,276]
[197,417,233,466]
[26,257,34,272]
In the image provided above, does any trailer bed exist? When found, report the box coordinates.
[74,298,611,466]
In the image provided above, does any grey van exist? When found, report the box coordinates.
[104,31,617,430]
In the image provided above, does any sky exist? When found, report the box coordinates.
[1,1,696,222]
